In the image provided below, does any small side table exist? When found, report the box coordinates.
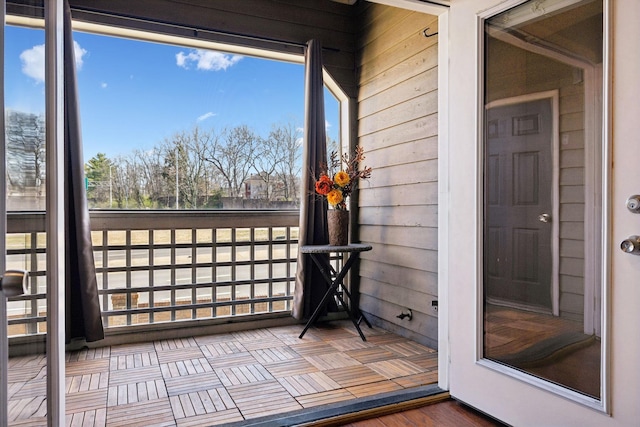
[299,243,372,341]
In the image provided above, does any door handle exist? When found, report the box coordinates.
[620,236,640,255]
[0,270,28,297]
[626,195,640,213]
[538,213,552,223]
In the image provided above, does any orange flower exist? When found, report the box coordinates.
[326,189,344,206]
[314,147,372,211]
[315,175,333,196]
[333,170,350,187]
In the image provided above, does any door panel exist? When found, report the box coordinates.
[3,12,51,426]
[3,3,66,425]
[445,0,640,425]
[485,99,553,310]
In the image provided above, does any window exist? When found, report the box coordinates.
[7,23,343,210]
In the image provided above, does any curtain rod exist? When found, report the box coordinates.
[7,2,340,53]
[75,6,340,52]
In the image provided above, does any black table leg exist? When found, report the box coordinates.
[340,285,372,328]
[332,287,367,341]
[299,251,369,341]
[298,279,340,339]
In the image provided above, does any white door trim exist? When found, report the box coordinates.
[436,9,450,392]
[45,1,66,425]
[370,3,455,397]
[368,0,453,393]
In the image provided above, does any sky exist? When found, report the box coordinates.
[6,25,340,162]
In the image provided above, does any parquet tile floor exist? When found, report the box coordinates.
[8,321,438,426]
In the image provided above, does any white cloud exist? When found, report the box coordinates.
[20,44,45,83]
[176,49,243,71]
[20,41,87,84]
[101,82,108,89]
[73,41,87,70]
[197,112,217,122]
[325,120,332,131]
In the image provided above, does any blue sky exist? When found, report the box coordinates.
[6,25,340,162]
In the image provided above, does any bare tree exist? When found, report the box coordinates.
[249,134,278,201]
[126,154,147,208]
[110,156,127,208]
[80,120,303,210]
[268,121,302,201]
[205,125,259,198]
[162,127,219,208]
[6,111,46,197]
[134,147,167,207]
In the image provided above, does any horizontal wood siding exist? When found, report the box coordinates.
[355,3,439,348]
[67,0,357,97]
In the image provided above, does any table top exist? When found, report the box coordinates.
[300,243,372,254]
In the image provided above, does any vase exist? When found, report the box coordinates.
[327,209,349,246]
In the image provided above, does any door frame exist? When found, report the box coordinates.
[485,91,560,316]
[0,2,8,424]
[369,0,452,393]
[45,1,66,425]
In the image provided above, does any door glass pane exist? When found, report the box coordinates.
[5,12,50,425]
[483,0,603,399]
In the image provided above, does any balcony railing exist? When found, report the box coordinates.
[6,210,300,337]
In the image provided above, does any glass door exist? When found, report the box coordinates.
[3,0,65,425]
[2,1,48,424]
[447,0,640,424]
[482,0,603,400]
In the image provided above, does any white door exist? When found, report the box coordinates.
[446,0,640,425]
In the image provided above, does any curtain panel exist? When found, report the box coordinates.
[64,0,104,343]
[292,39,330,320]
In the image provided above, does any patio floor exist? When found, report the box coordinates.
[8,320,438,426]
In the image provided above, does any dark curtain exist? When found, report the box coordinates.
[292,40,329,320]
[64,0,104,343]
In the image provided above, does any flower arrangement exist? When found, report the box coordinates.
[314,146,372,210]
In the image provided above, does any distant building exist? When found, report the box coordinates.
[244,173,269,199]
